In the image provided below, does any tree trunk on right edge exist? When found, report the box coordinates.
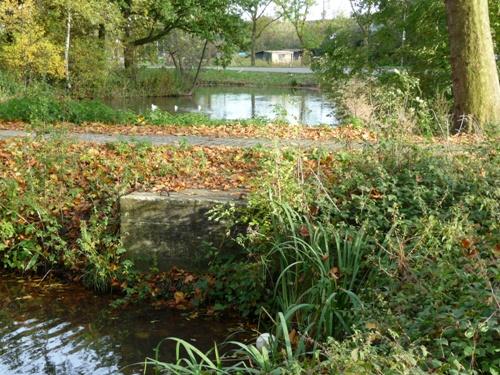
[444,0,500,133]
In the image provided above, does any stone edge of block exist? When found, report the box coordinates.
[119,189,247,205]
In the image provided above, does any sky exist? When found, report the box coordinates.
[266,0,352,20]
[308,0,352,20]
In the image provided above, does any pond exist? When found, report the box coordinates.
[104,86,337,126]
[0,273,246,375]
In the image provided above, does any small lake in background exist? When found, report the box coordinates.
[0,273,246,375]
[104,86,338,126]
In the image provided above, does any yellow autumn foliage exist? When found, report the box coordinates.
[2,26,65,80]
[0,0,36,32]
[0,0,64,80]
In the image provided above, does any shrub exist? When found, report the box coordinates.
[64,99,135,124]
[320,142,499,373]
[0,94,135,124]
[0,136,131,286]
[0,70,25,102]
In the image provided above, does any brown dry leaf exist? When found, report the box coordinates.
[174,291,186,305]
[184,274,195,283]
[309,205,320,217]
[461,239,472,249]
[465,248,479,258]
[289,328,298,346]
[329,266,340,280]
[298,225,309,237]
[370,189,383,199]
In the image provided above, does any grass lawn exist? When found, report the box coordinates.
[198,69,318,88]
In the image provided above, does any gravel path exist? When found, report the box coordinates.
[0,129,355,150]
[149,66,314,74]
[209,66,314,74]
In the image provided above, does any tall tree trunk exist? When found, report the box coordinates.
[64,9,72,90]
[251,18,257,66]
[444,0,500,132]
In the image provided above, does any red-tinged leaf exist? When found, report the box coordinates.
[298,224,309,237]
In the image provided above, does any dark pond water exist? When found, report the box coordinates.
[104,86,337,126]
[0,273,245,375]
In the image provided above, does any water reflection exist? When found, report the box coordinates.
[0,273,243,375]
[104,86,337,126]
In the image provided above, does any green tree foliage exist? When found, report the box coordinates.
[316,0,450,91]
[119,0,245,69]
[254,20,301,51]
[275,0,316,47]
[0,0,247,92]
[316,0,500,132]
[317,0,498,93]
[238,0,281,65]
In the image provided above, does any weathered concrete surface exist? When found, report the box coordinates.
[120,189,245,272]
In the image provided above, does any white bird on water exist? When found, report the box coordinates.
[151,104,158,111]
[174,105,179,112]
[197,105,202,111]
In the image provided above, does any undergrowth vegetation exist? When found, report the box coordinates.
[0,67,189,100]
[0,134,265,290]
[77,68,188,98]
[324,71,499,138]
[0,128,497,373]
[150,140,499,373]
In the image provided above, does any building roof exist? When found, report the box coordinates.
[256,49,303,54]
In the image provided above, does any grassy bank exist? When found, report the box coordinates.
[0,68,317,102]
[0,68,187,100]
[0,92,265,126]
[198,69,318,88]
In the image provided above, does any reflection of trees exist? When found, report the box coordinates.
[0,275,236,375]
[251,93,256,118]
[299,95,306,123]
[0,277,122,374]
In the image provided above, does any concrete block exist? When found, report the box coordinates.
[120,189,245,272]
